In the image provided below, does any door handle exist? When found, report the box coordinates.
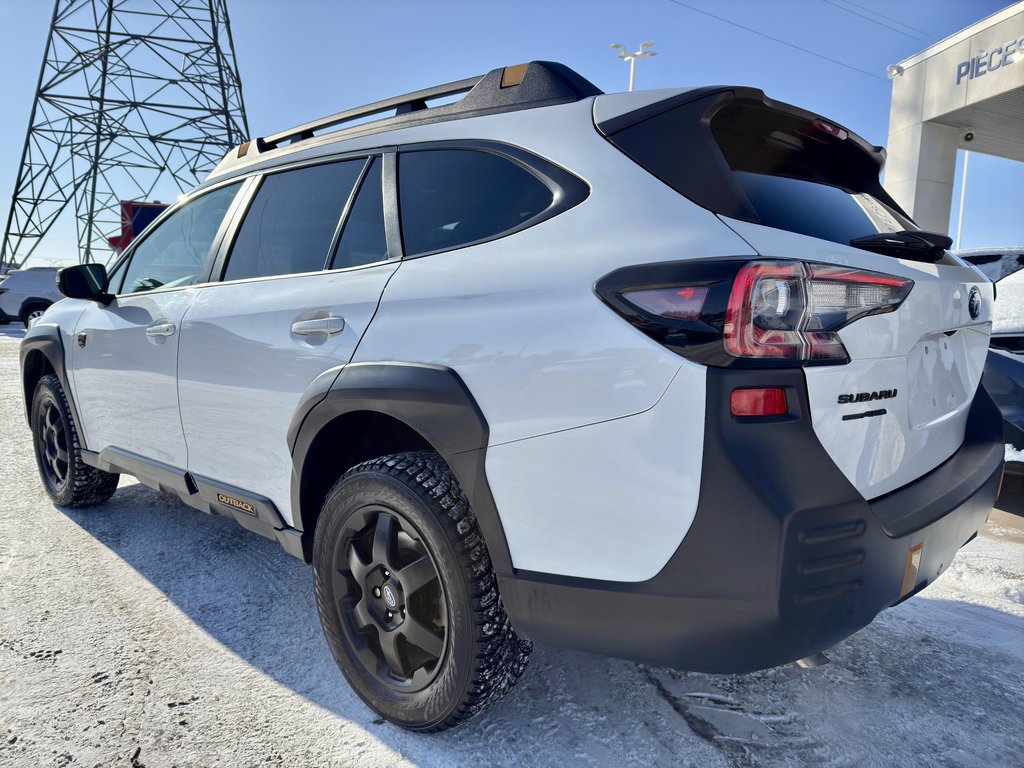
[146,322,176,338]
[291,315,345,336]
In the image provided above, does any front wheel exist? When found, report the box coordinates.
[21,302,49,328]
[312,452,531,731]
[31,374,119,507]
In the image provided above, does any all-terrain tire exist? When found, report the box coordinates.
[312,451,531,731]
[31,374,119,507]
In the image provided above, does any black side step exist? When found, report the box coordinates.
[82,448,305,561]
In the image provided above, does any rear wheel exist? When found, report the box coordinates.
[312,451,531,731]
[31,374,119,507]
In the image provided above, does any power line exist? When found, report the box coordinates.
[836,0,932,38]
[820,0,926,41]
[664,0,888,82]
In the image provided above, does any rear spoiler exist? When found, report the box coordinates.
[595,86,887,169]
[597,86,904,225]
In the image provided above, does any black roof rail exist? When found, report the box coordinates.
[261,75,484,150]
[221,62,602,168]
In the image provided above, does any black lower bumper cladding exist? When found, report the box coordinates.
[499,369,1004,672]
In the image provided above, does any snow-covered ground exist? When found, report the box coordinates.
[1,326,1022,768]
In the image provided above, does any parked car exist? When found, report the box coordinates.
[960,248,1024,472]
[0,266,61,326]
[956,247,1024,353]
[21,62,1004,731]
[983,349,1024,456]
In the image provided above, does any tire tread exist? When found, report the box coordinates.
[34,374,119,507]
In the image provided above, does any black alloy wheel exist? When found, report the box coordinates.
[335,505,447,690]
[312,452,532,731]
[36,396,69,491]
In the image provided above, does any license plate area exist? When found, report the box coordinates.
[906,331,970,428]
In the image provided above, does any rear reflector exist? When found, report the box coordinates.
[730,387,788,417]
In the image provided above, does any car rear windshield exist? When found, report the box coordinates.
[959,252,1024,282]
[602,93,918,249]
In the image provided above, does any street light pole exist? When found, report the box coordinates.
[955,150,970,250]
[610,41,656,91]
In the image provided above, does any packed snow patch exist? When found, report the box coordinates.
[0,332,1021,767]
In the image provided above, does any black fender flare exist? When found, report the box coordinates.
[288,362,513,574]
[19,324,83,434]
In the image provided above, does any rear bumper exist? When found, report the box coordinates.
[499,370,1004,673]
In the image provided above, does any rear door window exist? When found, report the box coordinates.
[332,157,388,269]
[398,149,553,257]
[223,159,364,281]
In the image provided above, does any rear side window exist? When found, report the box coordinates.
[119,181,242,294]
[399,149,553,257]
[224,159,364,281]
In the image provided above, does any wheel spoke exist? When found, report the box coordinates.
[401,613,444,659]
[396,555,437,596]
[378,628,407,678]
[346,543,370,584]
[351,639,382,672]
[371,513,397,567]
[55,447,69,463]
[351,598,374,632]
[45,406,57,430]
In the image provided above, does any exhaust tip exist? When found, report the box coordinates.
[793,652,830,669]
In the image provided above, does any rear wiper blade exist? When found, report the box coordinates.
[850,230,952,263]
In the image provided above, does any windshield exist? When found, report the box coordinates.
[732,171,914,246]
[959,252,1024,283]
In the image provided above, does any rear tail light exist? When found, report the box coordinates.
[596,258,913,368]
[730,387,788,416]
[725,261,913,361]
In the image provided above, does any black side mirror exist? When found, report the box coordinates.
[58,263,113,306]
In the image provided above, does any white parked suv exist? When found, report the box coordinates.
[0,266,61,326]
[21,62,1004,731]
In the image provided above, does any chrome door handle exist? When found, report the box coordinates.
[146,322,176,337]
[291,316,344,336]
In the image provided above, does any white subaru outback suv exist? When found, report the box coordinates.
[21,62,1004,731]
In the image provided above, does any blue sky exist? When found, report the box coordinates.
[0,0,1019,266]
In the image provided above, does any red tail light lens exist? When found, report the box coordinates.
[724,261,912,361]
[730,387,788,416]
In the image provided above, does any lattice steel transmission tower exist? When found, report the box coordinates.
[2,0,249,267]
